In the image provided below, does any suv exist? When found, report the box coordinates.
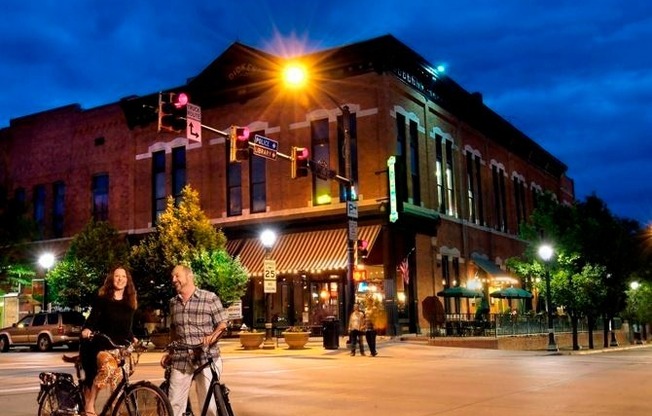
[0,311,85,352]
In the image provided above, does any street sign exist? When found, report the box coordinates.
[348,219,358,241]
[186,103,201,143]
[347,201,358,219]
[263,259,277,293]
[252,134,278,160]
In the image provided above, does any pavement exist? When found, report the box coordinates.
[134,334,651,365]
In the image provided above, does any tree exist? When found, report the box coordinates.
[45,219,129,308]
[130,185,248,315]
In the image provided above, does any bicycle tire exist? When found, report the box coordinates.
[213,382,235,416]
[37,381,82,416]
[112,381,173,416]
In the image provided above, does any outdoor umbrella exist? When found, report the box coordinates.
[437,286,484,315]
[490,287,533,313]
[489,287,533,299]
[437,286,484,298]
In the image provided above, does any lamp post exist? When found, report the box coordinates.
[281,63,357,328]
[537,244,558,352]
[260,229,277,349]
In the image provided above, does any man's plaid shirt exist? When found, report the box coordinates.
[169,288,229,373]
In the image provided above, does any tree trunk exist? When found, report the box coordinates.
[602,313,609,348]
[571,314,580,350]
[587,314,595,349]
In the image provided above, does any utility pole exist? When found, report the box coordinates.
[342,105,357,330]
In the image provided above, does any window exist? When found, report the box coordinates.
[435,135,445,213]
[152,151,166,223]
[33,184,46,238]
[465,152,485,225]
[445,141,456,216]
[396,114,407,204]
[250,130,267,213]
[53,181,65,238]
[312,119,330,205]
[338,111,358,202]
[227,153,243,216]
[409,120,420,205]
[92,174,109,221]
[513,175,527,229]
[172,147,186,205]
[491,164,508,232]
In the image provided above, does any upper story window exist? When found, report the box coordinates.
[491,163,508,232]
[152,150,165,223]
[52,181,65,238]
[227,147,243,217]
[409,120,421,206]
[33,184,46,239]
[396,114,407,204]
[311,119,330,205]
[250,130,267,213]
[172,147,186,205]
[435,134,456,216]
[512,173,527,229]
[92,174,109,222]
[338,110,358,202]
[465,150,485,225]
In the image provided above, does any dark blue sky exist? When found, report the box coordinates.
[2,1,650,225]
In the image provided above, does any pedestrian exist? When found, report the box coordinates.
[160,264,228,416]
[80,265,139,416]
[364,315,378,357]
[348,303,366,356]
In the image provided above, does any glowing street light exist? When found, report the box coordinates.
[38,253,55,270]
[537,244,558,352]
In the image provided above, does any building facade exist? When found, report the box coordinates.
[0,35,574,334]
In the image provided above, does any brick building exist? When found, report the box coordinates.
[0,35,573,335]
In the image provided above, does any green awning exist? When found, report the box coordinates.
[471,254,510,279]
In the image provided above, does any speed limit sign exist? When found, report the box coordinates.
[263,259,277,293]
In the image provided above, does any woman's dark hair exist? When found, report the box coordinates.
[98,265,138,310]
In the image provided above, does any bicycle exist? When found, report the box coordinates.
[37,332,173,416]
[160,338,235,416]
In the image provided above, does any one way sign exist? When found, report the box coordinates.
[186,103,201,143]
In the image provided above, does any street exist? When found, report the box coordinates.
[1,339,651,415]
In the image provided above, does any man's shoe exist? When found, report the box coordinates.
[350,352,355,356]
[371,352,378,357]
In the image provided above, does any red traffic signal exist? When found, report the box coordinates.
[158,92,188,133]
[357,239,369,259]
[229,125,250,163]
[291,146,309,179]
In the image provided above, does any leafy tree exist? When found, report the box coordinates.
[130,185,248,316]
[45,220,129,308]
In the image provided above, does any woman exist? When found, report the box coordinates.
[80,265,138,416]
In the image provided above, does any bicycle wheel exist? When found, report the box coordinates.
[213,382,235,416]
[112,382,173,416]
[37,383,82,416]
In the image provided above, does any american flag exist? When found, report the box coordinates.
[399,258,409,285]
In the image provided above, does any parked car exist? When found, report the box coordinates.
[0,311,85,352]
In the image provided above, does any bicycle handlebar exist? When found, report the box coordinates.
[166,331,225,351]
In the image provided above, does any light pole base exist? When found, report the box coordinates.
[263,322,275,349]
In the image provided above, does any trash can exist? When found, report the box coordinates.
[322,316,339,349]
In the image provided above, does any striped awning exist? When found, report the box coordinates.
[228,225,381,277]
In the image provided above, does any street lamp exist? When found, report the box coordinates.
[37,252,55,312]
[38,253,55,270]
[537,244,558,352]
[260,229,277,350]
[282,62,357,328]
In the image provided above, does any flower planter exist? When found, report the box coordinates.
[239,332,265,350]
[282,331,310,349]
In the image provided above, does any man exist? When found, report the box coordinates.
[347,303,365,356]
[161,264,228,416]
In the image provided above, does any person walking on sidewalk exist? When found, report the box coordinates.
[364,315,378,357]
[348,303,365,356]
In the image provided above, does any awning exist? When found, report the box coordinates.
[228,225,381,276]
[471,254,511,280]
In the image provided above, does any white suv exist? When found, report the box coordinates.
[0,311,85,352]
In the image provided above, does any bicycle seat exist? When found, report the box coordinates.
[62,354,80,363]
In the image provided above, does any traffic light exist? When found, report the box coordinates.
[158,92,189,133]
[357,239,369,259]
[291,146,310,178]
[229,125,250,163]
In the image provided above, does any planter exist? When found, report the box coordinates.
[239,332,265,350]
[282,332,310,349]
